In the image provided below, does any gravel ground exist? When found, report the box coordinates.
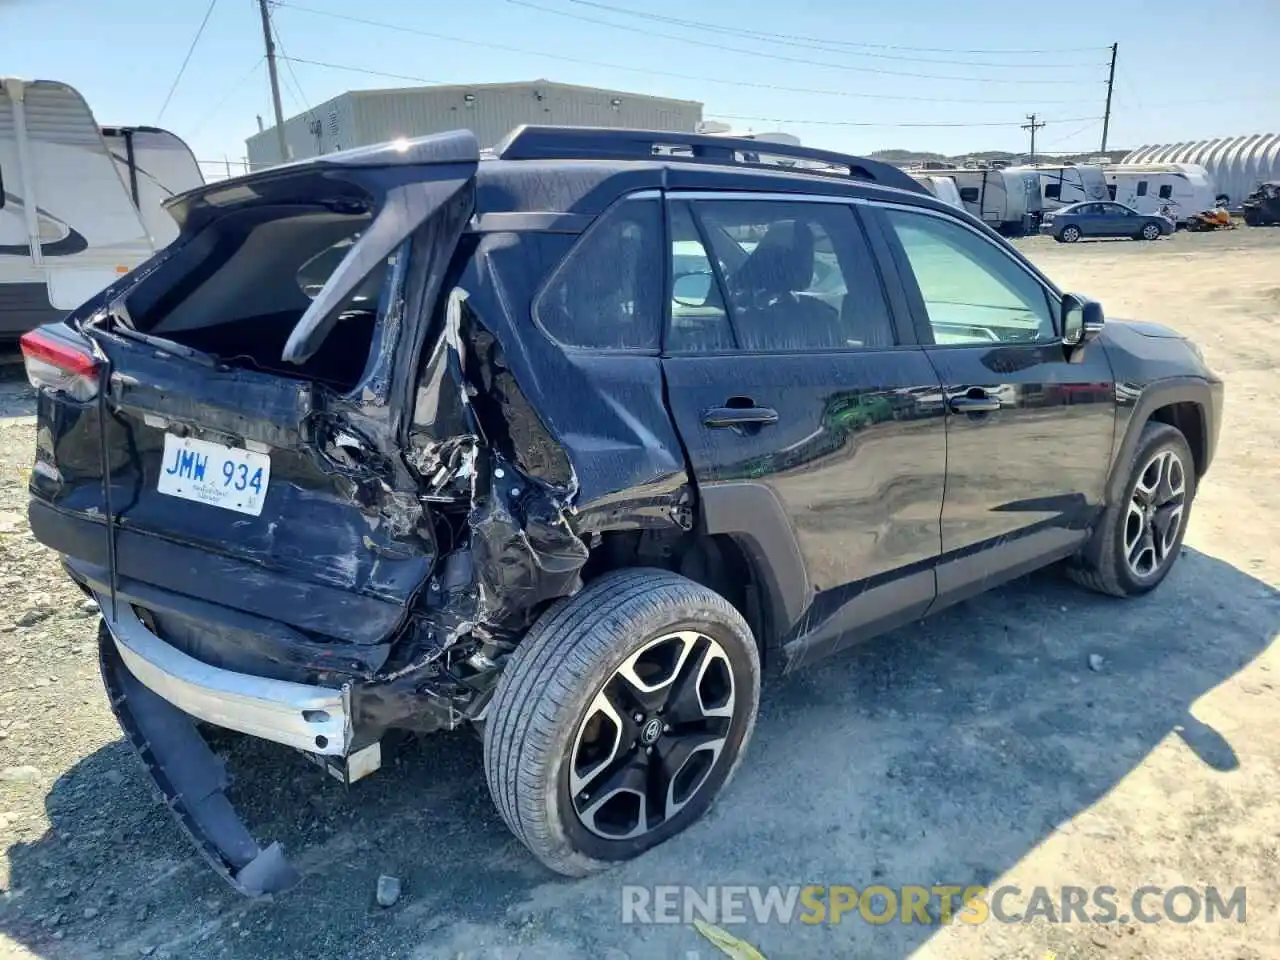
[2,228,1278,959]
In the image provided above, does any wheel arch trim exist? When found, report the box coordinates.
[1107,376,1215,504]
[697,481,812,649]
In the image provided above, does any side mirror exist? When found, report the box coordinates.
[1062,293,1104,347]
[672,271,713,306]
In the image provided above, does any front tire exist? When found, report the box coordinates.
[1061,225,1081,243]
[483,569,760,877]
[1067,422,1196,597]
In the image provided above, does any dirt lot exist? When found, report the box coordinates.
[1,228,1278,959]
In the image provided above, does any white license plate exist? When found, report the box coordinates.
[156,434,271,517]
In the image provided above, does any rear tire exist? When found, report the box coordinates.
[1067,422,1196,598]
[483,568,760,877]
[1061,225,1081,243]
[1141,223,1161,241]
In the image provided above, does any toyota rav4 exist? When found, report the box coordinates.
[21,126,1223,896]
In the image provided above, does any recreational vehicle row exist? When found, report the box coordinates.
[0,77,203,339]
[1103,163,1216,222]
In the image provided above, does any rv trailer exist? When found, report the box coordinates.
[0,78,201,340]
[1103,163,1215,223]
[907,172,965,210]
[1009,163,1110,212]
[100,125,204,248]
[923,167,1041,232]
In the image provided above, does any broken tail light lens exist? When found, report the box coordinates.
[19,326,100,402]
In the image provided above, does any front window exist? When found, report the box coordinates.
[884,208,1056,346]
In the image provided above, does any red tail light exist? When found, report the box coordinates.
[19,327,101,401]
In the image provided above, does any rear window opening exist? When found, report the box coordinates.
[118,204,400,393]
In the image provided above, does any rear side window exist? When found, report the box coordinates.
[680,199,895,352]
[535,198,663,351]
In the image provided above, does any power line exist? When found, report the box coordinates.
[282,56,448,86]
[277,54,1097,130]
[185,57,265,137]
[558,0,1110,56]
[272,5,1095,105]
[1037,118,1103,151]
[156,0,220,122]
[281,54,1095,124]
[271,19,314,116]
[505,0,1106,84]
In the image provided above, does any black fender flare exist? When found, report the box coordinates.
[1106,376,1216,507]
[698,481,812,648]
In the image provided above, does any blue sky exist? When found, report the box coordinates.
[4,0,1278,174]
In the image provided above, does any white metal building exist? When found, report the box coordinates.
[246,80,703,168]
[1122,134,1280,207]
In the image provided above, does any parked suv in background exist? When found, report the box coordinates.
[21,127,1223,896]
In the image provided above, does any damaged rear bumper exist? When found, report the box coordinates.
[95,588,350,756]
[98,623,302,897]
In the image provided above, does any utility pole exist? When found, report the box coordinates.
[1022,113,1046,164]
[1101,42,1118,153]
[257,0,289,164]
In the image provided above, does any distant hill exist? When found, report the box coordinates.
[868,148,1130,167]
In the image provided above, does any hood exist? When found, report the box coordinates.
[1107,318,1185,339]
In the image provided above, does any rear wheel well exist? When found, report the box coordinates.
[581,529,770,664]
[1149,402,1206,476]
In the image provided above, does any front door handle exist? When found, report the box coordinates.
[703,405,780,428]
[948,391,1002,414]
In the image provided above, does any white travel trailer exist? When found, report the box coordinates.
[1103,163,1215,223]
[0,78,202,339]
[101,125,204,248]
[1009,163,1110,211]
[907,173,965,210]
[923,168,1042,232]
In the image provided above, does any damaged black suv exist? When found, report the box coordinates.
[22,126,1223,895]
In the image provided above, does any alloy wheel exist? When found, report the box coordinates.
[1063,226,1080,242]
[1143,223,1160,240]
[568,630,736,840]
[1123,449,1187,579]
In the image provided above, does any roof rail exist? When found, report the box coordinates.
[492,125,926,194]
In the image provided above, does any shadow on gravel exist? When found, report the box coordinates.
[2,547,1276,959]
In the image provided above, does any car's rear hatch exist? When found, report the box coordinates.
[25,132,479,647]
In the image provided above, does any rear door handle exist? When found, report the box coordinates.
[948,392,1002,414]
[703,405,779,428]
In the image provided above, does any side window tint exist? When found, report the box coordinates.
[688,200,895,352]
[958,187,980,203]
[1137,181,1149,197]
[1158,184,1173,199]
[536,198,662,350]
[1044,183,1062,200]
[885,208,1056,346]
[668,202,735,352]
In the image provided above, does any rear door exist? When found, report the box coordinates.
[1074,203,1103,235]
[29,142,478,645]
[660,194,948,660]
[871,202,1115,607]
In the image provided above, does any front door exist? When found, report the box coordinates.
[660,195,948,661]
[872,204,1116,607]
